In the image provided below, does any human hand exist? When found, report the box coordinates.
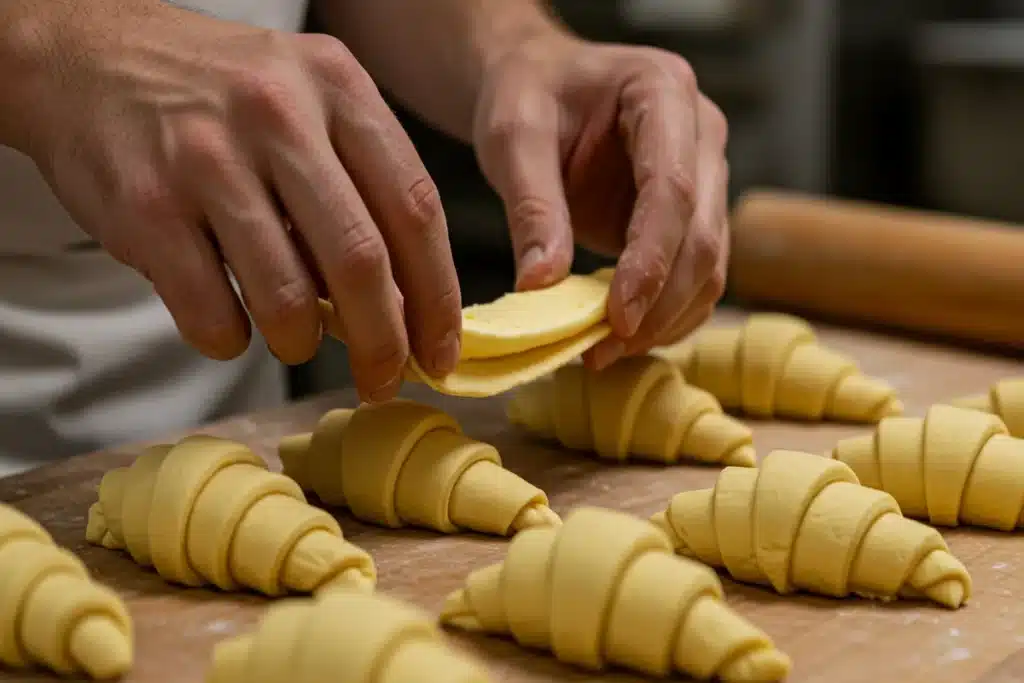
[6,0,461,402]
[473,36,729,369]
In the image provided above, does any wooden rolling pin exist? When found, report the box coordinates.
[727,189,1024,350]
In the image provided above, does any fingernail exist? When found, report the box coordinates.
[430,329,461,376]
[367,374,401,403]
[591,339,626,371]
[623,296,648,336]
[517,247,546,285]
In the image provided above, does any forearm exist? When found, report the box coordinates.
[313,0,573,143]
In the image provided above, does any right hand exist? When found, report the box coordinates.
[6,0,462,402]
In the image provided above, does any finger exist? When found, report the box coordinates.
[182,128,323,365]
[270,130,408,404]
[475,87,574,291]
[606,59,701,340]
[585,234,722,371]
[653,215,730,348]
[314,41,462,378]
[622,108,729,356]
[144,221,252,361]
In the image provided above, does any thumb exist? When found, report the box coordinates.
[477,110,574,290]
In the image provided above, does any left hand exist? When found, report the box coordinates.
[473,34,729,370]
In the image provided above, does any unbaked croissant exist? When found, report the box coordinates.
[651,449,971,609]
[1,503,132,680]
[278,399,560,536]
[86,434,375,596]
[440,506,791,682]
[831,403,1024,530]
[506,356,756,467]
[207,589,491,683]
[951,377,1024,438]
[655,313,903,422]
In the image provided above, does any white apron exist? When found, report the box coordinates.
[0,0,311,476]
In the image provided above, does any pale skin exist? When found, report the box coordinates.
[0,0,729,404]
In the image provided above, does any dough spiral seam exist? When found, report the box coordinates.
[652,449,972,608]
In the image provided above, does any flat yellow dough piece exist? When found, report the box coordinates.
[278,398,560,536]
[651,450,972,608]
[440,506,790,682]
[85,435,376,597]
[206,590,491,683]
[319,269,614,398]
[832,403,1024,530]
[0,503,132,680]
[951,377,1024,438]
[459,270,613,359]
[653,312,903,422]
[506,356,756,467]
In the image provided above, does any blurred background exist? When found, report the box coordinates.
[291,0,1024,399]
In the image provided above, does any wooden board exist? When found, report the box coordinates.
[2,308,1024,683]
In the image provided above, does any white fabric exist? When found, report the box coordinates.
[0,0,310,476]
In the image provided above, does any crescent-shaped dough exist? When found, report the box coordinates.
[506,356,756,466]
[653,313,903,422]
[85,435,375,596]
[278,399,560,536]
[206,590,491,683]
[319,268,614,398]
[831,403,1024,530]
[440,506,791,682]
[0,503,132,680]
[951,377,1024,438]
[651,450,972,608]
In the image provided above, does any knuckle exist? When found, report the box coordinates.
[701,96,730,148]
[177,120,235,175]
[336,224,389,282]
[258,278,317,327]
[356,338,407,380]
[664,165,698,214]
[690,229,721,274]
[510,195,558,231]
[478,99,555,150]
[300,33,370,92]
[635,47,698,93]
[656,49,698,91]
[232,66,302,132]
[475,115,518,157]
[401,176,445,230]
[300,32,348,64]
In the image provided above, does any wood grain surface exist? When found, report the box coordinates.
[2,308,1024,683]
